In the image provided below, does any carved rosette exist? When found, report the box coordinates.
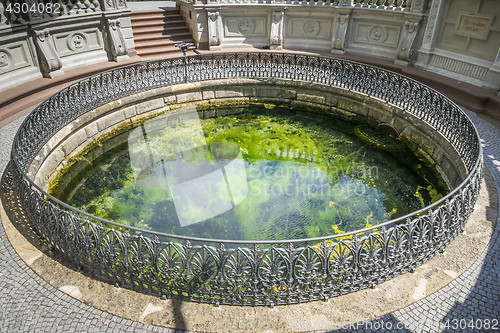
[368,26,386,43]
[0,50,13,71]
[332,13,349,53]
[238,19,255,35]
[33,29,63,77]
[68,33,87,52]
[270,11,284,48]
[396,21,420,63]
[303,20,319,37]
[106,18,128,61]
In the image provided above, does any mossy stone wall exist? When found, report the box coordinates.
[30,78,467,192]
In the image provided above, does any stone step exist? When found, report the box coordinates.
[134,32,193,43]
[134,37,194,48]
[130,13,183,23]
[134,33,193,44]
[132,25,190,35]
[131,9,196,60]
[130,9,181,18]
[132,19,186,28]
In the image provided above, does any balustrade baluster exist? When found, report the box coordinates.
[91,0,100,11]
[74,0,83,14]
[82,0,91,12]
[66,0,75,13]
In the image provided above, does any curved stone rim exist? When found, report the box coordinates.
[8,52,484,306]
[10,52,483,244]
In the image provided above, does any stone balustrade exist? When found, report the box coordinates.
[178,0,500,93]
[1,0,499,95]
[0,0,134,92]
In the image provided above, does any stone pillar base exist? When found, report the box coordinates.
[115,55,129,62]
[394,59,411,67]
[331,49,346,55]
[46,69,64,78]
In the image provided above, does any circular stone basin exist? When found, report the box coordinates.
[12,52,482,306]
[51,105,447,241]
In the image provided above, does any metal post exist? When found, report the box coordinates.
[175,43,194,83]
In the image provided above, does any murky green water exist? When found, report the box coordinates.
[52,106,446,241]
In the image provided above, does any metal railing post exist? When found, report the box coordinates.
[175,43,195,83]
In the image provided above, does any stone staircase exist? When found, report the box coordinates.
[130,9,196,60]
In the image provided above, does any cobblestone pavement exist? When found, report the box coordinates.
[0,107,499,332]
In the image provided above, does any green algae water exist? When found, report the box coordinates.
[52,106,447,241]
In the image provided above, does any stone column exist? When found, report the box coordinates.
[331,11,350,55]
[270,11,284,50]
[395,20,421,66]
[207,9,222,50]
[33,28,64,78]
[416,0,445,67]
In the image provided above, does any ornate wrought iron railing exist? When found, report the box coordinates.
[10,52,482,306]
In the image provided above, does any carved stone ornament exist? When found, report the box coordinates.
[424,0,441,44]
[368,26,386,43]
[410,0,427,13]
[208,12,219,22]
[207,11,221,47]
[106,19,128,60]
[68,33,87,52]
[397,21,420,63]
[238,19,255,35]
[270,11,284,47]
[0,50,13,71]
[332,13,349,51]
[406,20,418,34]
[303,20,319,36]
[34,29,63,77]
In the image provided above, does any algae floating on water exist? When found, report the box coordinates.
[51,106,447,241]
